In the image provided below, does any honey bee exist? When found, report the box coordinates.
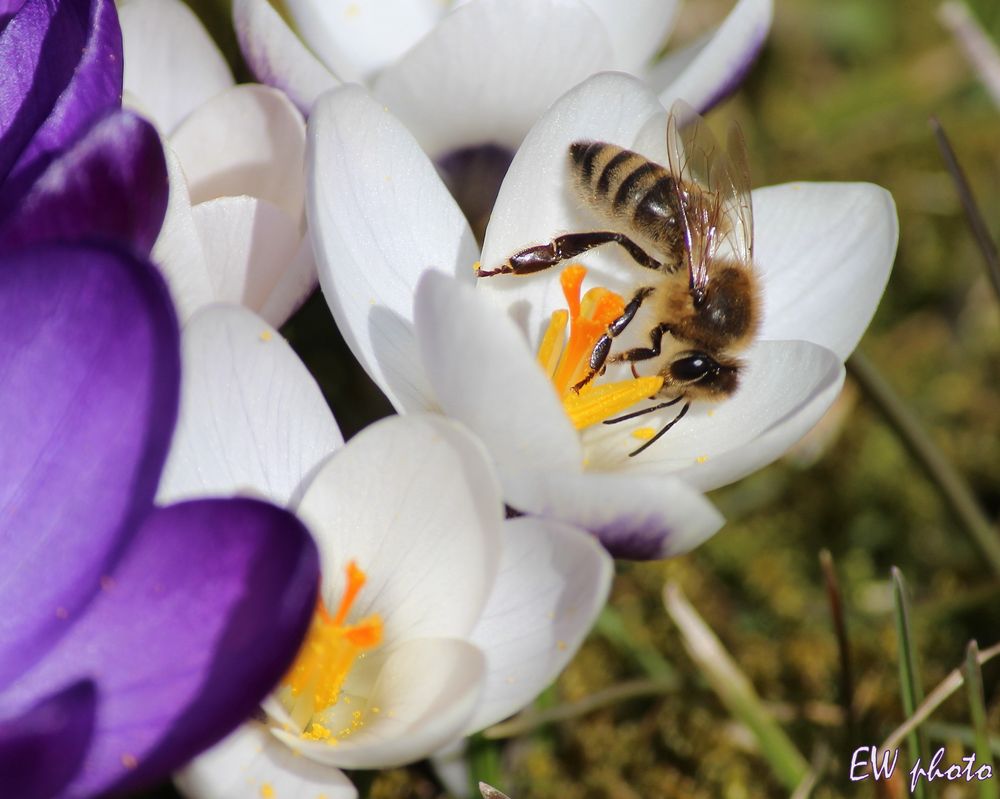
[477,103,760,455]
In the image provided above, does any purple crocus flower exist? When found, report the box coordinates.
[0,243,320,798]
[0,0,167,252]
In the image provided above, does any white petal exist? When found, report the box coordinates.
[153,143,212,322]
[296,415,503,644]
[233,0,339,112]
[273,637,485,769]
[430,739,470,799]
[157,305,342,506]
[258,234,319,329]
[581,0,680,73]
[465,517,611,731]
[119,0,234,134]
[478,72,667,346]
[192,196,307,318]
[414,271,583,499]
[171,84,307,225]
[647,0,773,111]
[175,723,357,799]
[507,470,724,559]
[284,0,444,83]
[753,182,898,359]
[308,85,479,412]
[588,340,845,491]
[371,0,614,157]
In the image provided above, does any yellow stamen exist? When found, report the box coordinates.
[537,309,568,379]
[281,561,382,737]
[538,265,664,429]
[563,377,663,430]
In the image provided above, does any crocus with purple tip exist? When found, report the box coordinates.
[0,0,167,251]
[235,0,772,235]
[0,243,320,797]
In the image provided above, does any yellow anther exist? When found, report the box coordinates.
[537,309,568,379]
[562,377,664,430]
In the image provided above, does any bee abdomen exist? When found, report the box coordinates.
[569,142,680,253]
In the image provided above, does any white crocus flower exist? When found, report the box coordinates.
[234,0,772,212]
[306,72,899,558]
[160,305,612,799]
[120,0,316,326]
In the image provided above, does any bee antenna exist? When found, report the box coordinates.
[628,401,691,457]
[602,396,684,425]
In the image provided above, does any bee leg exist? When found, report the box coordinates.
[603,395,683,425]
[572,286,655,392]
[477,232,665,277]
[628,401,691,457]
[608,322,672,366]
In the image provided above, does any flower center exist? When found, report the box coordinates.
[537,265,663,429]
[280,560,382,741]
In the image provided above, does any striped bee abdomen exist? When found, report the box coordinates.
[568,142,682,258]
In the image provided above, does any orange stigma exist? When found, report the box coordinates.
[537,265,663,429]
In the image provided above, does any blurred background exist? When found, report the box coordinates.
[159,0,1000,795]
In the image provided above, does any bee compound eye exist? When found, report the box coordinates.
[670,353,717,382]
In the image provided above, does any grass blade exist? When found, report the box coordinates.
[663,583,809,791]
[883,641,1000,751]
[848,354,1000,581]
[938,1,1000,110]
[594,605,678,682]
[928,114,1000,303]
[820,550,856,745]
[892,567,930,799]
[923,722,1000,757]
[483,677,676,740]
[964,640,999,799]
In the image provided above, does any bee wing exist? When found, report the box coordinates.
[724,122,754,263]
[666,101,754,300]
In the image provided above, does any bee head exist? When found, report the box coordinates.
[664,350,742,399]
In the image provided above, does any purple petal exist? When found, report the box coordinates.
[3,499,319,797]
[0,109,168,253]
[650,0,772,114]
[0,243,178,687]
[0,0,26,15]
[0,681,96,799]
[0,0,118,183]
[1,0,122,204]
[0,0,25,31]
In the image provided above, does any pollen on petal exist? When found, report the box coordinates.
[280,561,382,741]
[632,427,656,441]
